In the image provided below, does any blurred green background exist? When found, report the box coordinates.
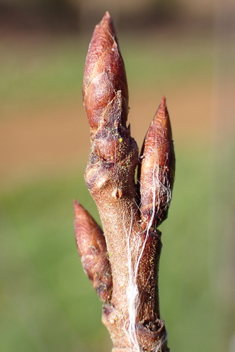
[0,0,235,351]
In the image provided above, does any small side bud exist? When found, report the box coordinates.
[74,200,112,303]
[139,97,175,229]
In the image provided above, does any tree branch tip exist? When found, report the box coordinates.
[75,12,175,352]
[97,11,115,37]
[103,11,112,22]
[73,199,80,207]
[73,200,87,218]
[156,96,169,120]
[160,95,166,107]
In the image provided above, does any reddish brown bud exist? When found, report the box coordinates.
[74,200,112,303]
[139,97,175,228]
[83,11,128,139]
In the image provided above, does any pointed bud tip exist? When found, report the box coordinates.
[98,11,114,34]
[158,96,168,116]
[103,11,111,21]
[74,199,81,214]
[160,96,166,108]
[74,199,79,206]
[152,96,171,133]
[74,201,88,223]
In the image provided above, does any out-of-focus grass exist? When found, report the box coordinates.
[0,171,108,352]
[0,144,222,352]
[159,145,219,351]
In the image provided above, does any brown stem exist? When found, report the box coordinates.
[75,12,175,352]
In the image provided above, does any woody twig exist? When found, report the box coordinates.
[74,12,175,352]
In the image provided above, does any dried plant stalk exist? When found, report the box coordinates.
[75,12,175,352]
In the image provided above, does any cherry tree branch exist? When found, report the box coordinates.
[74,12,175,352]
